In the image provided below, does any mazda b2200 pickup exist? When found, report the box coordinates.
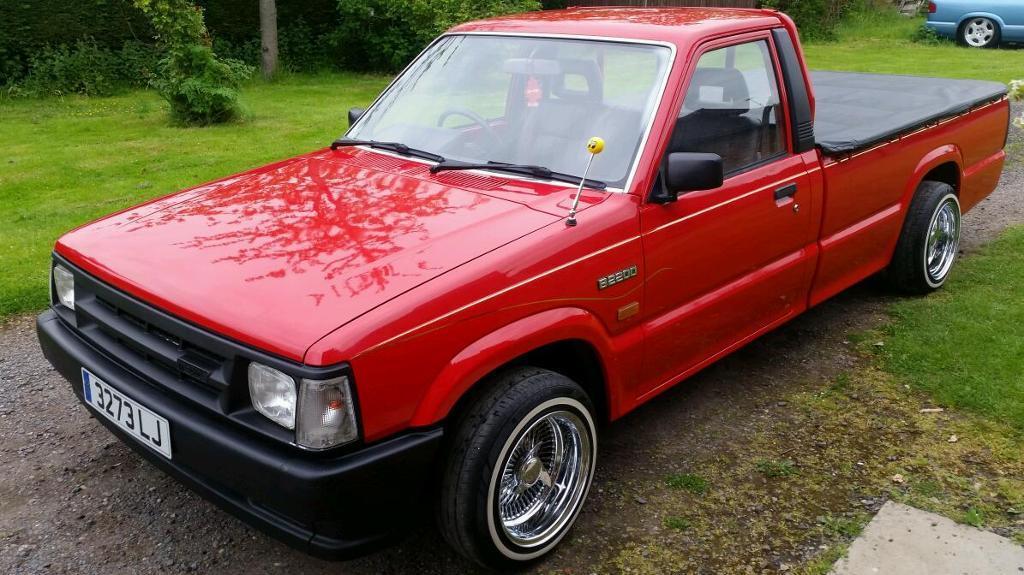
[37,7,1010,569]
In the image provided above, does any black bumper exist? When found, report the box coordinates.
[37,309,443,560]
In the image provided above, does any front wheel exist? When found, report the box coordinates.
[438,368,597,569]
[886,180,961,294]
[959,17,1000,48]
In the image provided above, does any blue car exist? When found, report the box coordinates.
[925,0,1024,47]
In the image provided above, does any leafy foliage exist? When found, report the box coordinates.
[912,23,944,45]
[333,0,540,72]
[10,39,158,98]
[0,0,154,84]
[153,45,253,124]
[1011,80,1023,129]
[132,0,253,124]
[761,0,864,40]
[0,1,338,85]
[213,18,336,73]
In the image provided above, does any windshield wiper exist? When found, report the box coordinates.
[330,138,445,163]
[430,159,607,190]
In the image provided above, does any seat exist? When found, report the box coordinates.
[669,67,762,174]
[512,59,605,173]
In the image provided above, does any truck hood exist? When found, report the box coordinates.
[56,149,560,362]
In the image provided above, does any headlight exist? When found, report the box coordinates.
[296,375,358,449]
[248,363,296,429]
[248,364,359,449]
[53,265,75,310]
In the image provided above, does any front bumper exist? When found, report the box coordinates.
[37,309,443,559]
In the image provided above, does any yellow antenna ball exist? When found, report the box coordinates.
[586,137,605,155]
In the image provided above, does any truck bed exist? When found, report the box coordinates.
[811,71,1007,156]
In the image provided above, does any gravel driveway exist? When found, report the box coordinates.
[2,104,1021,574]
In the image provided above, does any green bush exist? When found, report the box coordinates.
[0,0,154,84]
[154,44,252,124]
[761,0,863,40]
[132,0,253,125]
[912,23,944,44]
[0,1,338,84]
[210,36,261,68]
[279,19,333,72]
[333,0,541,72]
[213,18,334,73]
[10,38,158,97]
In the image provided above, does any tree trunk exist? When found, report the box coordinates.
[259,0,278,80]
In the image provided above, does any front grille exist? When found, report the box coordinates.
[53,254,349,448]
[59,262,250,418]
[92,295,226,393]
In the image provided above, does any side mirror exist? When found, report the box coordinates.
[348,107,365,127]
[653,152,724,203]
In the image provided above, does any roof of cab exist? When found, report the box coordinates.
[449,7,785,45]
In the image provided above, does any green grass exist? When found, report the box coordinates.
[881,227,1024,431]
[0,73,391,317]
[665,473,709,494]
[818,513,868,538]
[798,545,849,575]
[663,516,691,531]
[755,459,798,478]
[804,12,1024,83]
[963,506,986,527]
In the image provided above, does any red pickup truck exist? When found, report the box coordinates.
[37,7,1009,569]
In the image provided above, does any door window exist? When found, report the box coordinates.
[666,40,786,175]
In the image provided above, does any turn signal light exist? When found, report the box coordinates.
[296,375,358,449]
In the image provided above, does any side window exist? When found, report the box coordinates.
[667,40,786,175]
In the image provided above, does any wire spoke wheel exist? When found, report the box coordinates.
[925,198,960,285]
[495,409,592,548]
[442,369,597,568]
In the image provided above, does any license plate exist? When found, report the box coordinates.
[82,368,172,459]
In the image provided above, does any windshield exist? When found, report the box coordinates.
[347,34,672,188]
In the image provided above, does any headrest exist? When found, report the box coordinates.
[552,59,603,103]
[686,68,750,115]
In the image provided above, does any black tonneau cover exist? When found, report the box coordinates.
[811,71,1007,156]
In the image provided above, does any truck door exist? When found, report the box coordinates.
[637,35,819,400]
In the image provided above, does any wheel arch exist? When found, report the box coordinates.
[886,148,962,266]
[902,147,963,208]
[921,161,961,195]
[957,12,1007,32]
[409,307,619,429]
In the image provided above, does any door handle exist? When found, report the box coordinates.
[774,183,798,201]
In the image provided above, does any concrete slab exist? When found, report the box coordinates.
[830,502,1024,575]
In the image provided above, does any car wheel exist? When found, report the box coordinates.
[438,367,597,569]
[886,180,961,294]
[959,17,1000,48]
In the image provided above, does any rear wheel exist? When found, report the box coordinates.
[886,180,961,294]
[438,367,597,569]
[959,17,1000,48]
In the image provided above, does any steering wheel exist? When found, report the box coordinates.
[437,108,502,148]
